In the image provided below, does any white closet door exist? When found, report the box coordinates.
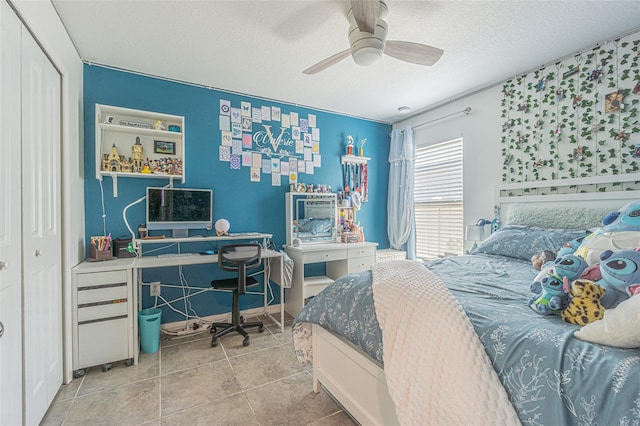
[0,1,24,425]
[21,22,63,425]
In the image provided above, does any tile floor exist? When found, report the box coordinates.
[41,315,357,426]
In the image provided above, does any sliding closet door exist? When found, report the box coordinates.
[0,1,23,424]
[21,22,63,424]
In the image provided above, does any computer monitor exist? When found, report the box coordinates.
[146,187,213,237]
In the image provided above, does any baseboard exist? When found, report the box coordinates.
[161,303,283,334]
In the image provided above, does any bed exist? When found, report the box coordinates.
[292,178,640,426]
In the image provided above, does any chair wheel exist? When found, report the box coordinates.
[240,315,245,324]
[210,326,217,334]
[211,338,219,347]
[258,325,265,333]
[243,336,250,346]
[73,369,85,378]
[124,358,133,367]
[101,363,112,372]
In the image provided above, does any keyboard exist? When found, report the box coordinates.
[157,253,194,258]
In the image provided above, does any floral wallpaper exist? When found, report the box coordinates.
[501,31,640,194]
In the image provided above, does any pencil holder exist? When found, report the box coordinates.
[89,243,113,261]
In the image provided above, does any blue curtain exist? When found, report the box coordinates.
[387,127,416,259]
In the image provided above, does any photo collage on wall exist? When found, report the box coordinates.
[218,99,322,186]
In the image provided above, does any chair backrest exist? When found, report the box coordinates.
[217,243,262,294]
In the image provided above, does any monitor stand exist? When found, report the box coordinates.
[172,229,188,238]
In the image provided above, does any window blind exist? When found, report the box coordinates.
[414,138,463,260]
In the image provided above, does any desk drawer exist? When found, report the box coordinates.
[78,284,127,305]
[77,270,127,287]
[78,317,129,368]
[304,249,348,264]
[348,246,376,259]
[78,301,128,322]
[348,256,375,273]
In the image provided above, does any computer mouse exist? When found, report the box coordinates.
[200,250,215,255]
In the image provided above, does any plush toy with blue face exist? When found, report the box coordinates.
[601,201,640,232]
[529,274,570,315]
[531,254,589,295]
[529,254,588,315]
[557,235,589,257]
[590,249,640,308]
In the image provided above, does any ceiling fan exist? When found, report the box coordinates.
[303,0,444,74]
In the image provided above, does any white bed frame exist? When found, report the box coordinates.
[309,174,640,425]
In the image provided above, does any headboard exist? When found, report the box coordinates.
[495,173,640,230]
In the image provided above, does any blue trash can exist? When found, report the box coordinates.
[138,308,162,354]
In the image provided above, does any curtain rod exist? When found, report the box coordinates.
[412,106,472,130]
[390,107,472,136]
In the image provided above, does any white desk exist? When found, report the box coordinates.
[284,242,377,317]
[131,236,284,364]
[73,234,284,369]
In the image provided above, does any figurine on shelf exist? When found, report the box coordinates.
[131,136,144,172]
[346,135,354,155]
[359,138,367,157]
[153,120,166,131]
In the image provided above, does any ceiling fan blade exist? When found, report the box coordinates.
[350,0,379,33]
[384,40,444,66]
[303,48,352,74]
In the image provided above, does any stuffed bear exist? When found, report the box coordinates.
[561,278,606,325]
[579,249,640,308]
[531,249,556,270]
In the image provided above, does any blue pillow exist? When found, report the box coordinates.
[472,226,590,261]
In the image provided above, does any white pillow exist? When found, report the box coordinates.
[574,294,640,348]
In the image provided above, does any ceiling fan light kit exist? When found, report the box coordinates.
[303,0,443,74]
[347,2,388,66]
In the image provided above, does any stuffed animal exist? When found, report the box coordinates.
[529,273,570,315]
[557,234,589,257]
[574,201,640,264]
[531,249,556,270]
[531,254,589,295]
[561,278,606,325]
[579,249,640,308]
[601,200,640,232]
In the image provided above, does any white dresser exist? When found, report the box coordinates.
[284,242,377,317]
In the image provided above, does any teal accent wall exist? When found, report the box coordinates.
[83,65,391,322]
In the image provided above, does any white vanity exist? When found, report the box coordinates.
[284,192,377,317]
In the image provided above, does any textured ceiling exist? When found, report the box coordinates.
[51,0,640,123]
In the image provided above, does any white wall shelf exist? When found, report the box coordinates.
[95,104,185,196]
[341,154,370,165]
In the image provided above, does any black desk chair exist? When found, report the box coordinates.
[210,243,265,347]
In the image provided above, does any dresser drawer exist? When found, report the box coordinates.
[78,283,128,304]
[78,317,129,368]
[304,248,348,264]
[76,270,128,288]
[78,301,128,322]
[348,246,376,259]
[348,256,375,273]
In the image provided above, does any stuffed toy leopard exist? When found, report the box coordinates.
[561,278,606,326]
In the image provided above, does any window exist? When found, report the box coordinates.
[414,138,463,260]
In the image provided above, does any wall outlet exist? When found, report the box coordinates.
[150,281,161,296]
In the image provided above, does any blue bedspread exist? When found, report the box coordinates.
[293,254,640,425]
